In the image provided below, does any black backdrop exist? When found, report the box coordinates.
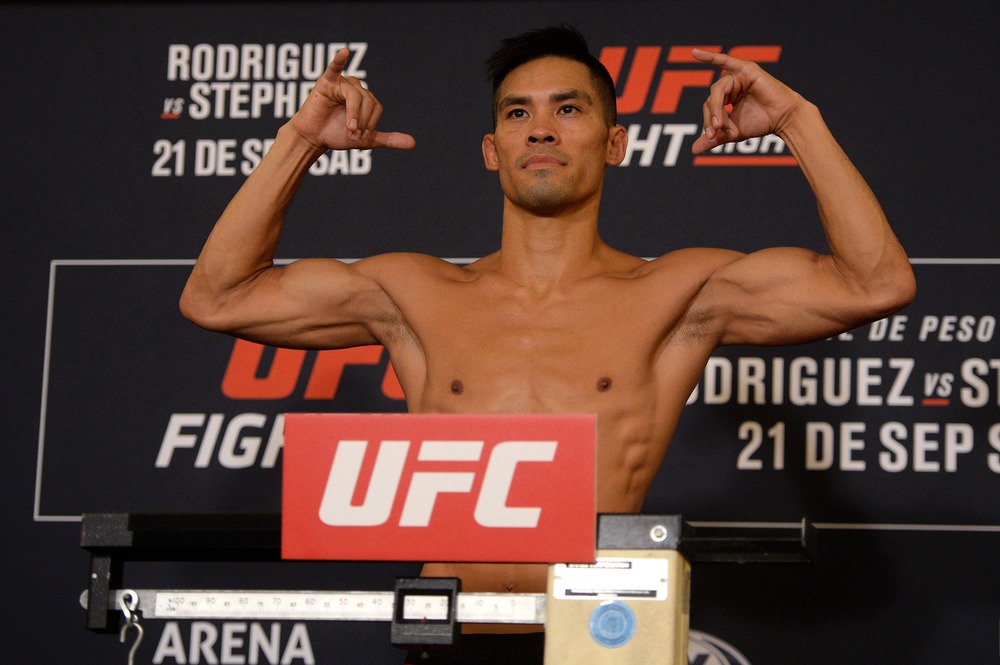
[3,2,998,663]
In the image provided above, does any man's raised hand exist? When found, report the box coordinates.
[690,49,803,155]
[290,48,416,152]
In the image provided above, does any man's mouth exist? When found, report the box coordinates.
[520,152,567,169]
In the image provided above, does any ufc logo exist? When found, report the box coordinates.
[282,413,595,562]
[221,339,404,401]
[599,45,782,115]
[318,440,557,528]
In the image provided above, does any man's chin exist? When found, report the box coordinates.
[510,183,577,215]
[517,195,573,216]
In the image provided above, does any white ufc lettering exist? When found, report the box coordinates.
[317,440,409,526]
[475,442,557,527]
[317,440,557,528]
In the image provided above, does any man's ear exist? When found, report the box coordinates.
[605,125,628,166]
[482,133,499,172]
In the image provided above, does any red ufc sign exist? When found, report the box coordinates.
[598,44,782,114]
[282,413,596,563]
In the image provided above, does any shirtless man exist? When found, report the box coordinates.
[180,24,914,654]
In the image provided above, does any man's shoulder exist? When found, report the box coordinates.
[358,251,469,272]
[637,246,744,278]
[353,251,483,287]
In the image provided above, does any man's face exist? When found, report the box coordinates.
[483,57,626,216]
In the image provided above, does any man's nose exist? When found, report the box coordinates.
[527,123,557,144]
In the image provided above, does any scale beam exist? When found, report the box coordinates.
[81,588,546,624]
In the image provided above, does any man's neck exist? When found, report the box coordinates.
[495,201,605,291]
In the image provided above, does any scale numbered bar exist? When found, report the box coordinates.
[87,589,546,624]
[157,591,395,621]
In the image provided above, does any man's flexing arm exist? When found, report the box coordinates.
[179,49,416,349]
[688,49,915,346]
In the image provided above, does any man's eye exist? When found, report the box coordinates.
[558,105,579,114]
[507,108,527,119]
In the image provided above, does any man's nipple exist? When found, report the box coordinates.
[597,376,613,392]
[451,379,464,395]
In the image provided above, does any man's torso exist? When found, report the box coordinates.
[359,246,727,602]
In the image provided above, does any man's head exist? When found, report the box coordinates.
[486,24,617,128]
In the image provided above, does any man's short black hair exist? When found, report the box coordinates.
[486,24,618,127]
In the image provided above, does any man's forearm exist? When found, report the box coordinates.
[778,103,915,304]
[181,123,326,315]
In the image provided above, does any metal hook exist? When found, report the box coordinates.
[119,589,139,624]
[119,590,144,665]
[120,621,144,665]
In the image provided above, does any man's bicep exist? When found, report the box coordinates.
[213,257,398,349]
[699,247,869,346]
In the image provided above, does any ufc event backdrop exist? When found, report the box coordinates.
[3,2,997,663]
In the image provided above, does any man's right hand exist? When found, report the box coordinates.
[290,48,416,152]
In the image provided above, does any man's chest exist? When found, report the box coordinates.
[403,281,678,412]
